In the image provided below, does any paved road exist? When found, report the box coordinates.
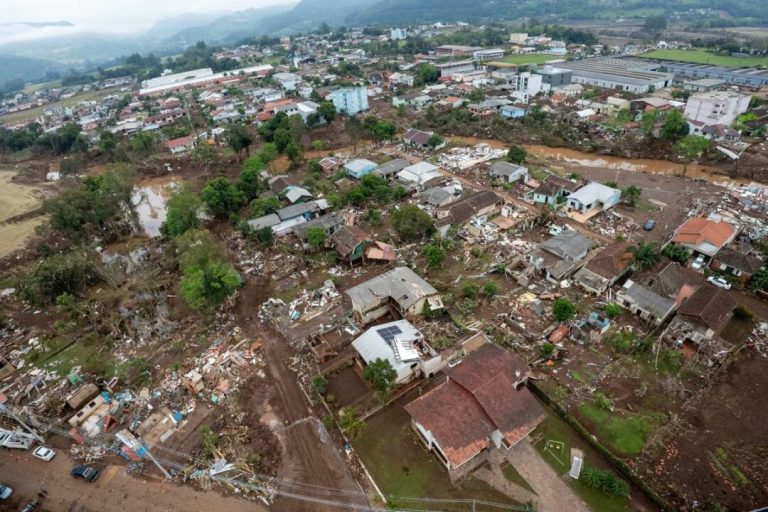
[504,440,591,512]
[0,450,266,512]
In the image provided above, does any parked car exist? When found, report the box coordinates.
[0,485,12,500]
[33,446,55,461]
[643,219,655,231]
[707,276,732,289]
[691,254,706,270]
[70,465,100,482]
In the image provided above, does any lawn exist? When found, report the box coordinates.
[531,411,632,512]
[494,54,564,66]
[353,391,516,511]
[577,403,656,457]
[642,49,768,68]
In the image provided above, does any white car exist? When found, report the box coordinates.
[707,276,732,290]
[0,485,12,500]
[691,255,706,270]
[32,446,56,461]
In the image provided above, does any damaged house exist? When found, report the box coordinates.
[344,266,443,325]
[615,280,676,324]
[330,225,371,262]
[434,190,503,236]
[351,320,441,385]
[405,342,545,481]
[574,242,633,294]
[528,231,594,283]
[664,284,737,350]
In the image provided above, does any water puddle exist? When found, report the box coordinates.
[131,176,182,237]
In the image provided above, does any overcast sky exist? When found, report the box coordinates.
[0,0,290,43]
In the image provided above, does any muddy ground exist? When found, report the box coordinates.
[639,351,768,510]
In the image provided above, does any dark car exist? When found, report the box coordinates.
[71,465,100,482]
[643,219,656,231]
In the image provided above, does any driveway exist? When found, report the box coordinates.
[0,450,266,512]
[503,440,591,512]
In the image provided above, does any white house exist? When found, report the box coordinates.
[566,182,621,214]
[684,91,750,131]
[273,72,301,91]
[397,161,443,190]
[351,320,441,385]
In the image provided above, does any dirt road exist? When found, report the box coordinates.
[0,450,266,512]
[235,278,371,512]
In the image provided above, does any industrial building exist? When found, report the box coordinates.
[435,60,476,77]
[534,66,572,87]
[637,59,768,88]
[557,59,673,93]
[139,65,273,96]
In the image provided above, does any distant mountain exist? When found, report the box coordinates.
[143,12,228,42]
[0,54,65,84]
[0,21,74,28]
[347,0,766,25]
[0,33,151,66]
[164,4,296,46]
[256,0,379,34]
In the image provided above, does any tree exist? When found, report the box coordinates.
[251,197,281,217]
[662,242,690,263]
[363,358,397,399]
[552,298,575,322]
[391,204,434,241]
[255,227,274,247]
[23,250,95,304]
[98,131,117,156]
[630,242,661,270]
[423,244,446,268]
[161,187,201,237]
[622,185,642,206]
[640,110,658,137]
[227,124,253,161]
[338,407,366,439]
[256,143,279,171]
[238,158,265,201]
[317,101,336,123]
[416,63,439,85]
[507,144,527,164]
[285,141,304,165]
[130,131,155,156]
[201,177,246,219]
[674,135,710,162]
[660,110,689,140]
[645,15,667,33]
[181,261,240,311]
[427,134,445,150]
[751,267,768,292]
[306,226,326,250]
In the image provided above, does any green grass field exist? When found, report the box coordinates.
[493,54,564,66]
[578,403,656,456]
[642,49,768,68]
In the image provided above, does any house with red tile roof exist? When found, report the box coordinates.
[670,217,737,259]
[404,342,544,479]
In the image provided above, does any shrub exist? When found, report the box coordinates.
[552,298,575,322]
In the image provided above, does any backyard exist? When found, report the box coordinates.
[352,387,520,512]
[641,49,768,67]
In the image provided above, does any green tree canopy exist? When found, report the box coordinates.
[674,135,710,162]
[392,204,434,241]
[630,242,661,270]
[552,298,575,322]
[660,110,689,140]
[306,226,326,249]
[622,185,642,206]
[201,177,246,219]
[227,124,253,161]
[423,244,446,268]
[507,144,527,164]
[161,187,201,238]
[363,358,397,398]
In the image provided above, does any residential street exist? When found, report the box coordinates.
[0,450,266,512]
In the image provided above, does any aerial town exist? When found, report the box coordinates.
[1,3,768,512]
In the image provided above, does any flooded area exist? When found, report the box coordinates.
[131,176,183,237]
[447,136,747,187]
[525,145,749,186]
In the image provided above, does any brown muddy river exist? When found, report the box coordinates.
[447,136,747,186]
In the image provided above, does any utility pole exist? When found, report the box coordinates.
[0,404,45,444]
[116,429,172,479]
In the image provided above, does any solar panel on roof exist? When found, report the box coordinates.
[377,325,403,343]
